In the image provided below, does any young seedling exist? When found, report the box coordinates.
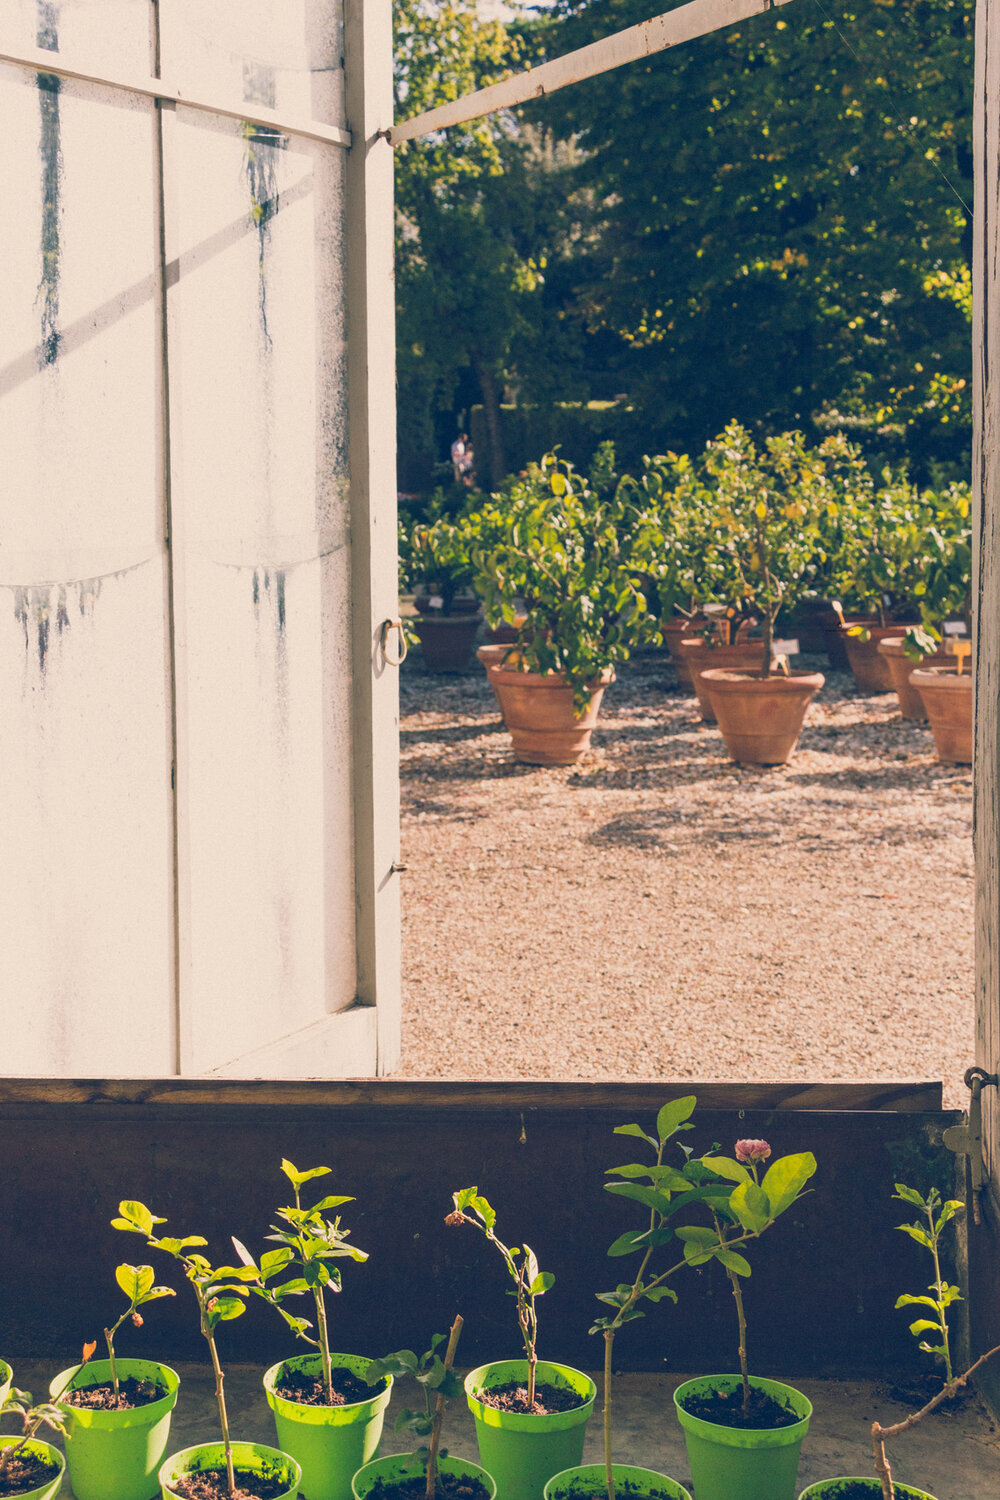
[869,1183,1000,1500]
[446,1189,553,1407]
[699,1137,816,1419]
[0,1342,95,1485]
[591,1099,816,1500]
[231,1158,369,1406]
[103,1264,175,1405]
[113,1200,260,1498]
[366,1316,464,1500]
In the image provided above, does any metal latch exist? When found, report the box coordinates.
[943,1067,999,1225]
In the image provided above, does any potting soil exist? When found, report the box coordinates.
[273,1366,377,1406]
[477,1380,586,1415]
[0,1450,60,1496]
[678,1383,800,1429]
[63,1375,164,1409]
[168,1468,288,1500]
[363,1474,491,1500]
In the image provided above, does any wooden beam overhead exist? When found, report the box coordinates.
[389,0,795,146]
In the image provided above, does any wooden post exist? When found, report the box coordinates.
[345,0,403,1072]
[973,0,1000,1411]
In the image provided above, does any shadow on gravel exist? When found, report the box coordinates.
[588,807,966,853]
[400,720,498,747]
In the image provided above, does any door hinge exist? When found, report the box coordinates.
[943,1067,999,1226]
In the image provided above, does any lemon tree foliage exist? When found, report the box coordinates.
[465,451,664,711]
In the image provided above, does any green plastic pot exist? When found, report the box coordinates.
[0,1358,11,1408]
[352,1451,496,1500]
[465,1361,596,1500]
[544,1462,691,1500]
[673,1375,812,1500]
[798,1482,938,1499]
[159,1440,301,1500]
[51,1357,179,1500]
[0,1436,66,1500]
[264,1352,392,1500]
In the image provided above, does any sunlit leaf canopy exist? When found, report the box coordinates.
[393,0,972,489]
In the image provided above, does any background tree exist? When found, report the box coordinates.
[530,0,973,475]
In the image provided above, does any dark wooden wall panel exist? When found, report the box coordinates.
[0,1080,958,1380]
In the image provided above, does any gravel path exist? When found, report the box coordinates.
[393,651,973,1108]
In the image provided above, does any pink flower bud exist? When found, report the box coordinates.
[735,1138,771,1164]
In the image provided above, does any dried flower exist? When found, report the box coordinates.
[444,1210,468,1227]
[131,1312,144,1327]
[734,1138,771,1164]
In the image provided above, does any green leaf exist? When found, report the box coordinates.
[209,1296,247,1323]
[113,1201,157,1237]
[530,1272,554,1295]
[643,1285,678,1303]
[115,1263,155,1302]
[613,1124,658,1149]
[908,1319,943,1337]
[700,1156,751,1186]
[605,1181,674,1214]
[674,1226,719,1248]
[656,1097,697,1142]
[729,1180,770,1234]
[138,1286,175,1303]
[607,1229,649,1258]
[893,1184,927,1208]
[898,1223,933,1249]
[155,1236,208,1255]
[312,1196,355,1213]
[281,1160,331,1189]
[895,1294,941,1311]
[716,1250,752,1277]
[760,1152,817,1217]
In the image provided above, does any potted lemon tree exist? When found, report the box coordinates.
[465,453,662,765]
[692,424,828,764]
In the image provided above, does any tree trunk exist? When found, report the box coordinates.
[472,353,507,489]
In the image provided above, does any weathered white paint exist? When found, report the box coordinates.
[390,0,796,145]
[0,39,353,148]
[0,1,174,1073]
[1,0,395,1079]
[162,5,360,1076]
[344,0,402,1073]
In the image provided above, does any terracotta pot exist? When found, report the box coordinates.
[477,646,612,765]
[842,621,917,693]
[910,666,973,764]
[413,610,482,673]
[877,637,954,720]
[661,617,716,691]
[700,669,825,765]
[678,637,769,722]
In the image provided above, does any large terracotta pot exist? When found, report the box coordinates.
[842,621,917,693]
[678,637,769,722]
[700,669,825,765]
[910,666,973,764]
[877,636,954,720]
[412,610,482,673]
[477,646,612,765]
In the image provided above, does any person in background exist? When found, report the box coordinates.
[451,432,474,486]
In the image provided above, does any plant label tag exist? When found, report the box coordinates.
[771,639,799,656]
[943,621,966,636]
[428,596,444,610]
